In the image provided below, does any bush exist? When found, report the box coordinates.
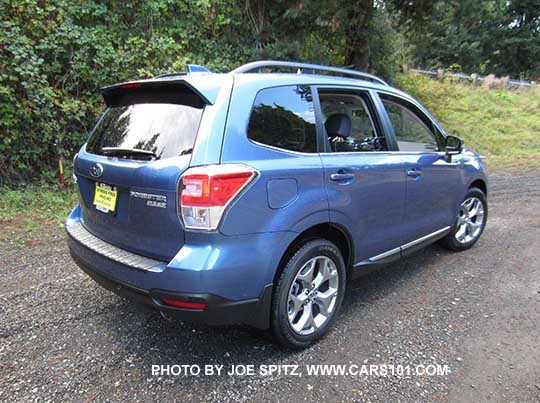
[0,1,403,184]
[0,0,247,184]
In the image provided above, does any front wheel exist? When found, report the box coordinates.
[440,187,488,251]
[271,239,347,349]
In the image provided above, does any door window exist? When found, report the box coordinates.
[247,85,317,153]
[380,95,440,152]
[318,92,387,152]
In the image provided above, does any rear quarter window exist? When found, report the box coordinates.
[247,85,317,153]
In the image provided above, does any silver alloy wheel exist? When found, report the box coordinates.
[287,256,339,335]
[455,196,485,244]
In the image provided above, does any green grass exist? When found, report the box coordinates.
[396,72,540,171]
[0,185,77,244]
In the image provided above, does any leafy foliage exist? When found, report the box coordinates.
[0,0,247,183]
[395,0,540,79]
[1,0,538,184]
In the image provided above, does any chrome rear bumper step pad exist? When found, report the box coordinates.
[66,222,165,271]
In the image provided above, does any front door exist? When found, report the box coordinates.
[378,93,463,243]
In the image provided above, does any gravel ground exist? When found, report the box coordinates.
[1,171,539,403]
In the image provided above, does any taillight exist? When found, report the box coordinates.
[179,164,256,230]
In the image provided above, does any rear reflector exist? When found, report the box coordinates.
[179,164,256,230]
[161,298,206,310]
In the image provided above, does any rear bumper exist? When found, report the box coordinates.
[69,245,272,328]
[65,205,294,329]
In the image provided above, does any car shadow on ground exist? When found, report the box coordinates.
[97,243,454,370]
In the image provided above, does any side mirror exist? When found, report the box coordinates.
[445,135,464,155]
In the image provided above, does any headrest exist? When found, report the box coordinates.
[325,113,351,138]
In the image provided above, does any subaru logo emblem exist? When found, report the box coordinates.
[90,163,103,178]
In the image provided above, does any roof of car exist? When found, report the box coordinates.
[227,72,414,106]
[101,61,412,106]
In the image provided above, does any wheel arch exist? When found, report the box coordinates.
[272,222,354,287]
[469,178,487,196]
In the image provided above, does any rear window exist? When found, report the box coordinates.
[86,103,203,160]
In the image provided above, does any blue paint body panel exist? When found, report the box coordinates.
[67,67,488,327]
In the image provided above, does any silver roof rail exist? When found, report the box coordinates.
[230,60,389,86]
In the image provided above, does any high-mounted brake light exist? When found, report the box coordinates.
[179,164,256,230]
[121,82,142,89]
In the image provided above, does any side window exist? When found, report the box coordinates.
[247,85,317,153]
[318,92,387,152]
[380,95,440,152]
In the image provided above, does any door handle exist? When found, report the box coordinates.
[330,173,355,182]
[406,168,422,178]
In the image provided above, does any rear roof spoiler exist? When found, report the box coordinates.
[100,80,210,108]
[100,63,224,108]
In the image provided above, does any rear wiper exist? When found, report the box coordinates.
[101,147,158,159]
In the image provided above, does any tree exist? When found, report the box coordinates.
[494,0,540,78]
[241,0,436,73]
[394,0,540,79]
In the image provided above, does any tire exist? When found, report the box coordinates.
[271,239,346,349]
[440,187,488,251]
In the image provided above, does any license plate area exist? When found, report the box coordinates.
[93,182,118,214]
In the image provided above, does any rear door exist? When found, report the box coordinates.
[315,88,407,264]
[74,80,225,261]
[377,92,462,243]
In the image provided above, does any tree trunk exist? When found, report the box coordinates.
[344,0,375,71]
[245,0,267,50]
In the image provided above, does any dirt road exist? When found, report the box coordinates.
[1,171,539,402]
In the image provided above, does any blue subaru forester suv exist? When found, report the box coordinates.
[67,61,488,348]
